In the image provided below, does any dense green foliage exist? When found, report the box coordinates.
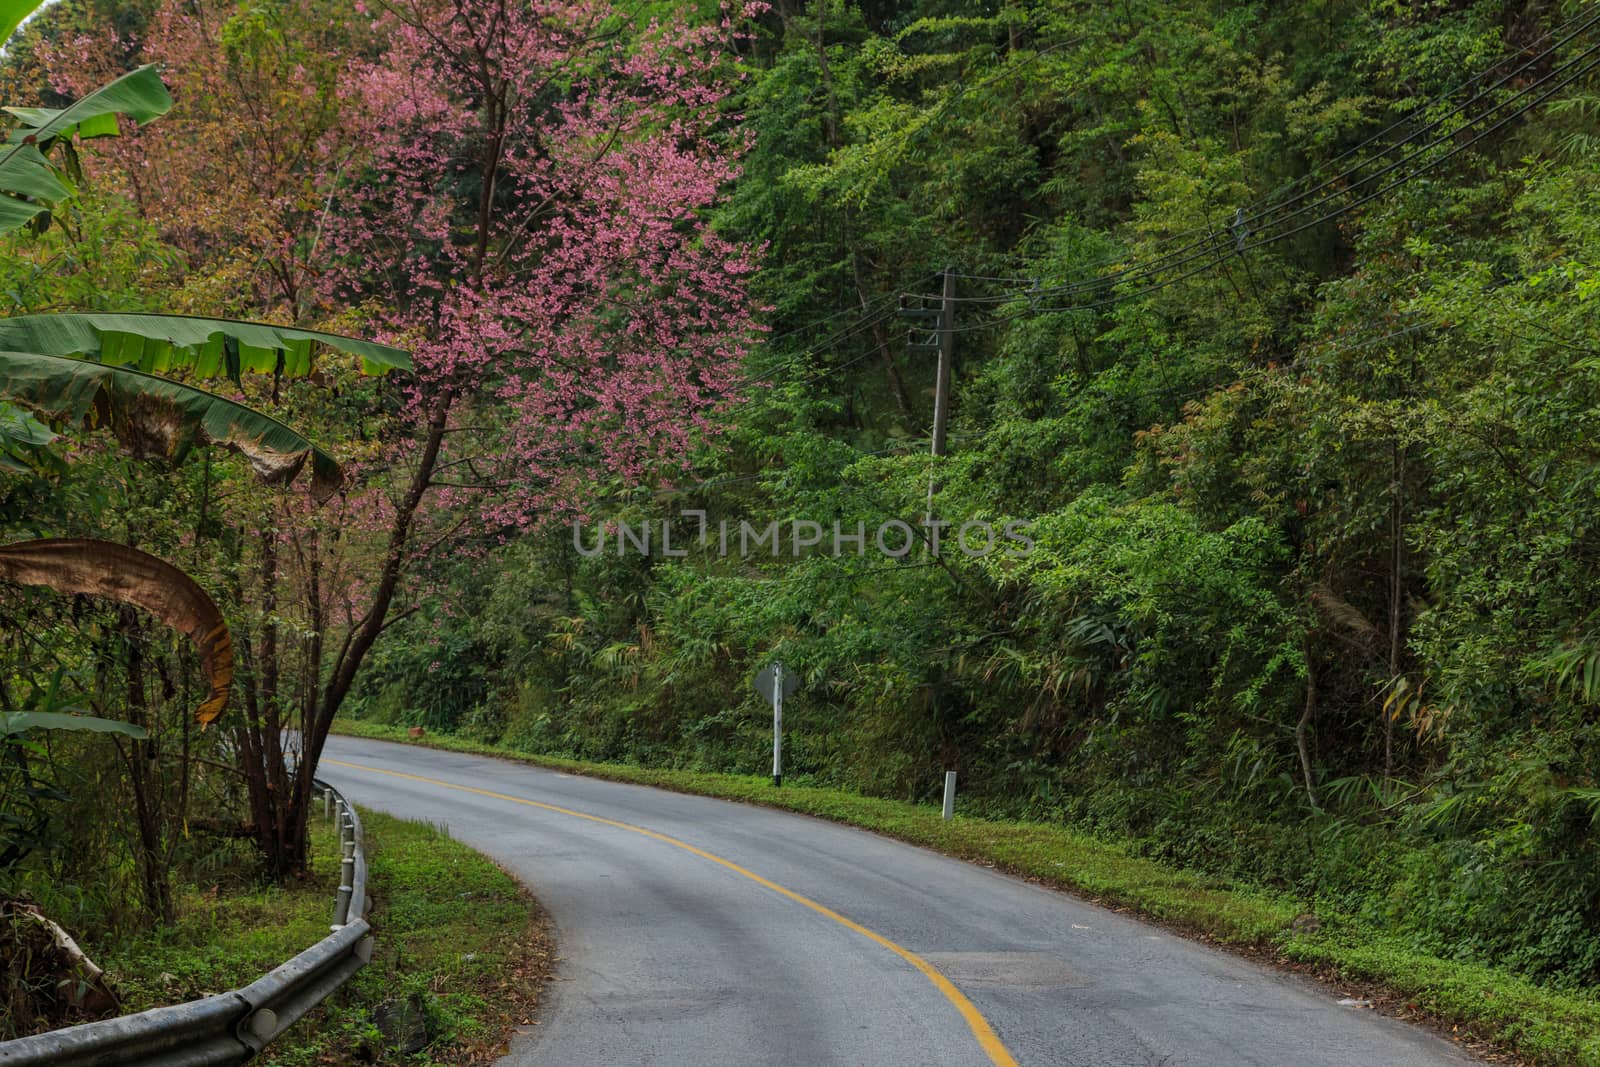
[346,0,1600,998]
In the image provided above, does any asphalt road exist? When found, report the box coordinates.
[321,736,1477,1067]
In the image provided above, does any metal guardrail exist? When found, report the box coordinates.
[0,780,372,1066]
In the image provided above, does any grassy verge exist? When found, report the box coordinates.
[333,718,1600,1067]
[101,809,552,1065]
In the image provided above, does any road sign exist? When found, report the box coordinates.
[753,661,799,704]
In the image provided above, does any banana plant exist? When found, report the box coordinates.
[1,664,148,877]
[0,38,411,494]
[4,350,351,500]
[0,400,55,473]
[0,312,410,379]
[1,711,147,739]
[0,539,233,724]
[0,313,411,498]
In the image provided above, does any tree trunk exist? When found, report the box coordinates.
[852,250,912,421]
[261,393,454,876]
[815,0,838,146]
[1384,441,1404,798]
[252,39,493,878]
[120,611,174,924]
[258,526,292,870]
[1297,649,1320,809]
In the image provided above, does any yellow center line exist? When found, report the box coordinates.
[324,757,1019,1067]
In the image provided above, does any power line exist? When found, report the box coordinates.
[1077,318,1437,412]
[667,16,1591,524]
[934,4,1600,300]
[744,8,1597,408]
[588,431,959,508]
[1128,5,1600,286]
[646,318,1439,512]
[760,270,940,350]
[910,11,1600,312]
[1238,4,1600,226]
[914,43,1600,333]
[736,28,1100,390]
[737,30,1095,383]
[740,302,904,388]
[752,8,1592,396]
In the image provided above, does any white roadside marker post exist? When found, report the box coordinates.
[753,660,798,788]
[942,770,957,820]
[772,662,784,788]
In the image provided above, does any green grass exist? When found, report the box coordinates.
[100,809,549,1065]
[1280,936,1600,1067]
[103,827,339,1012]
[333,718,1600,1066]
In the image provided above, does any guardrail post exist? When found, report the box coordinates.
[323,788,333,820]
[333,836,356,929]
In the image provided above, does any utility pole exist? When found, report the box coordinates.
[899,271,960,785]
[901,267,956,521]
[930,265,955,459]
[898,266,956,519]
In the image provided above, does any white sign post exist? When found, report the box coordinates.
[753,661,799,788]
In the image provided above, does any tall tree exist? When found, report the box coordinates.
[260,0,761,872]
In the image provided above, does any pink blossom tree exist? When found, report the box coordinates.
[248,0,763,870]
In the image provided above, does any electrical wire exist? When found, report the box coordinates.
[740,302,905,388]
[917,44,1600,333]
[636,14,1595,525]
[735,28,1107,389]
[935,5,1600,298]
[910,10,1600,310]
[589,318,1442,529]
[738,26,1094,377]
[760,270,941,350]
[743,8,1597,404]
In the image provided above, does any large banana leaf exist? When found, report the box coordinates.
[1,711,148,739]
[0,143,68,230]
[0,350,344,499]
[0,0,44,51]
[0,539,233,724]
[3,64,171,146]
[0,189,41,230]
[0,313,412,379]
[0,144,70,200]
[0,63,171,233]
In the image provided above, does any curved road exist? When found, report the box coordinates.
[322,736,1475,1067]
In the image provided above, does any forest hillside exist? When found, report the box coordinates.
[1,0,1598,1051]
